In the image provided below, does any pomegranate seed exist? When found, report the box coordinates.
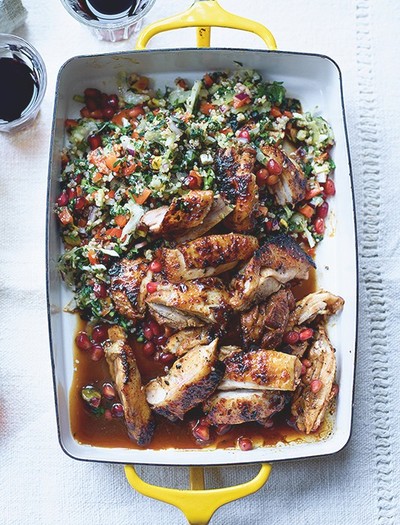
[331,383,339,396]
[146,282,158,294]
[299,328,314,341]
[57,191,69,206]
[216,424,232,436]
[92,324,109,343]
[238,437,253,451]
[111,403,124,418]
[283,331,300,345]
[84,88,101,99]
[256,168,269,186]
[67,187,76,200]
[90,109,103,120]
[267,158,283,176]
[149,320,162,337]
[93,282,107,299]
[143,341,156,357]
[158,352,175,365]
[238,129,250,141]
[159,352,175,365]
[102,106,115,119]
[301,364,307,375]
[102,382,116,399]
[317,201,329,219]
[324,178,336,196]
[80,107,90,118]
[144,326,153,340]
[74,196,87,211]
[149,260,162,273]
[314,217,325,235]
[155,335,167,346]
[76,331,92,351]
[106,94,119,108]
[90,344,105,362]
[88,134,102,150]
[302,358,312,368]
[264,220,273,232]
[193,424,210,443]
[310,379,323,393]
[86,97,100,111]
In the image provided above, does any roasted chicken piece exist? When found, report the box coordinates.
[176,195,233,243]
[215,146,259,232]
[241,288,295,349]
[260,144,306,206]
[203,390,286,426]
[139,190,214,236]
[157,233,259,283]
[219,345,242,360]
[219,349,302,392]
[146,278,232,329]
[289,290,345,327]
[104,336,155,445]
[291,326,337,433]
[162,327,213,356]
[145,339,224,421]
[109,258,153,321]
[230,233,315,311]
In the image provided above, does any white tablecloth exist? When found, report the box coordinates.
[1,1,399,523]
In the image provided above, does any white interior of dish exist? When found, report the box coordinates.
[47,48,357,465]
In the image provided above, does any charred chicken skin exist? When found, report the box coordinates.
[203,390,286,426]
[241,288,295,349]
[139,190,214,236]
[230,233,315,311]
[109,258,153,321]
[145,278,232,329]
[215,146,259,232]
[145,339,224,421]
[291,326,337,433]
[260,144,307,206]
[104,337,155,445]
[219,348,302,392]
[156,233,259,283]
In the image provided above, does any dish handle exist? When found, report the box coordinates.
[124,463,272,525]
[135,0,277,50]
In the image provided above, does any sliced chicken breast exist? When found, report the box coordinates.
[260,144,306,206]
[140,190,214,235]
[291,326,336,433]
[162,327,213,356]
[241,288,295,349]
[145,339,224,421]
[215,146,259,232]
[176,195,233,243]
[219,349,302,392]
[289,290,345,327]
[157,233,259,283]
[104,338,155,445]
[203,390,286,425]
[109,258,153,321]
[230,233,315,311]
[146,278,232,329]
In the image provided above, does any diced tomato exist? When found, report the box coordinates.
[105,154,121,172]
[305,186,323,200]
[270,106,282,118]
[133,188,152,205]
[57,207,73,225]
[233,94,251,109]
[200,102,215,115]
[298,204,315,218]
[88,250,98,265]
[115,215,129,228]
[105,227,122,238]
[203,74,214,87]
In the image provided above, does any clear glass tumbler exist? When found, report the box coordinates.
[0,34,47,133]
[60,0,156,42]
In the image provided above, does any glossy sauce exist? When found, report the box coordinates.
[0,58,36,122]
[69,269,328,451]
